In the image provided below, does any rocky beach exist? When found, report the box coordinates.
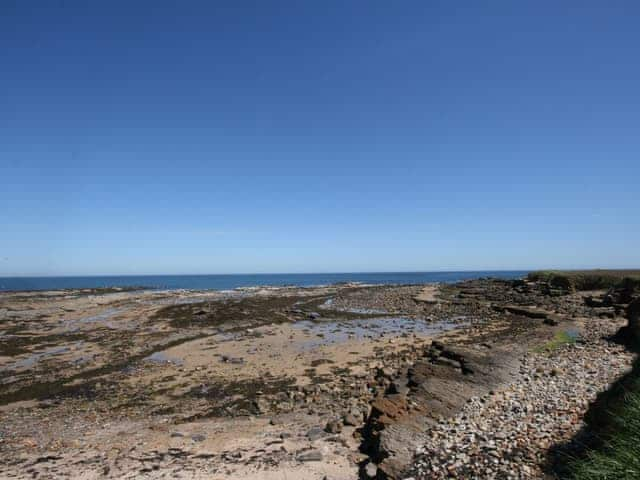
[3,1,638,477]
[0,273,638,479]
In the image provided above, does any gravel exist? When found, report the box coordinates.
[408,320,634,479]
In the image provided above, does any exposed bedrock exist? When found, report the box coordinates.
[360,341,521,479]
[491,304,564,325]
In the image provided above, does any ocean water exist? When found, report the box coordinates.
[0,271,527,292]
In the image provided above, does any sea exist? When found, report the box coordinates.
[0,271,528,292]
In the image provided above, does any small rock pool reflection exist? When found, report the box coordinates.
[292,317,464,351]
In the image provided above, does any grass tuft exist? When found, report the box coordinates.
[567,387,640,479]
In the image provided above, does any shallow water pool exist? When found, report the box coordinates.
[291,317,463,350]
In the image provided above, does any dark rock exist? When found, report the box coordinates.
[611,280,640,304]
[543,316,560,326]
[387,380,410,396]
[627,298,640,343]
[585,296,612,308]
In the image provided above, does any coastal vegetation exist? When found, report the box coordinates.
[563,298,640,479]
[566,369,640,479]
[528,270,640,292]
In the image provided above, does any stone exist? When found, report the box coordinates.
[376,367,394,379]
[343,413,360,426]
[297,450,323,462]
[325,419,342,434]
[364,461,378,478]
[306,426,325,441]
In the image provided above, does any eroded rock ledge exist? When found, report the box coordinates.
[361,338,524,478]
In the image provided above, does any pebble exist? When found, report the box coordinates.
[409,320,634,479]
[364,461,378,477]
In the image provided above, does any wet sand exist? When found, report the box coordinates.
[0,283,463,479]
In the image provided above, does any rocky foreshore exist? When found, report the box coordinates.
[0,274,638,479]
[409,317,631,479]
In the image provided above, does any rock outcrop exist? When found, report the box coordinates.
[361,341,522,479]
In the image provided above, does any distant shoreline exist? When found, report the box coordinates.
[0,270,527,293]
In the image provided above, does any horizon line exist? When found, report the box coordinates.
[3,267,639,279]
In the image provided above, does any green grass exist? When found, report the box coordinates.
[533,330,577,353]
[567,385,640,479]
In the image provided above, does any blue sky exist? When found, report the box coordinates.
[1,1,638,276]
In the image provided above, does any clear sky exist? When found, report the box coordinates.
[1,1,638,276]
